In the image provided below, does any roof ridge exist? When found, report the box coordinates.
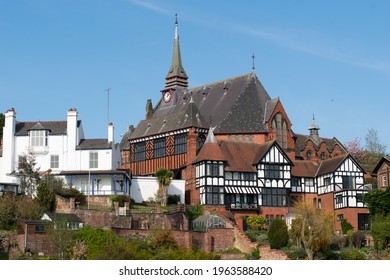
[186,72,254,92]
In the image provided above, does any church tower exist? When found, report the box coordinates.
[165,14,188,89]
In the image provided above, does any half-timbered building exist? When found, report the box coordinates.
[120,17,368,231]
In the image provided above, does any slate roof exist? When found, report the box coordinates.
[129,72,272,140]
[44,212,83,223]
[15,120,81,136]
[119,125,135,150]
[372,156,390,175]
[291,161,319,177]
[76,139,112,150]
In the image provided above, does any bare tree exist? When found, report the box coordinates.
[290,200,334,260]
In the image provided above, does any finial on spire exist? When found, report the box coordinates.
[174,14,179,40]
[252,53,256,71]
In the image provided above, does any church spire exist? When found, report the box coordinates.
[165,14,188,88]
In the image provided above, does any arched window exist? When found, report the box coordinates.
[271,113,287,149]
[306,150,312,160]
[320,152,327,160]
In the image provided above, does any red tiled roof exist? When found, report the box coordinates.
[291,160,318,177]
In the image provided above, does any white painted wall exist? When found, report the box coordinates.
[130,176,185,203]
[0,108,121,195]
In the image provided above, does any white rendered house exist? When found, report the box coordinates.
[0,108,130,196]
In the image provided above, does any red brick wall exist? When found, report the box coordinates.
[75,209,115,229]
[16,222,51,254]
[334,208,369,233]
[114,229,192,249]
[377,161,390,190]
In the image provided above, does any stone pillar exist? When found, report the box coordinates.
[114,201,119,216]
[69,197,76,213]
[184,128,199,205]
[124,202,130,215]
[156,204,161,214]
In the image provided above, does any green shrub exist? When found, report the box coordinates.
[267,218,288,249]
[186,205,203,222]
[339,248,366,260]
[245,215,266,230]
[245,229,262,242]
[328,234,349,250]
[245,246,260,260]
[110,195,134,207]
[167,195,181,205]
[281,247,307,260]
[55,187,85,204]
[341,218,354,234]
[35,180,55,212]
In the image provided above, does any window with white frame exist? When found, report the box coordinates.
[382,175,387,188]
[50,155,59,169]
[89,152,98,169]
[29,130,48,147]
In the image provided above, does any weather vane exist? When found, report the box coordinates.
[252,53,256,71]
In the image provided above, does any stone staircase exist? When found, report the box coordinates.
[217,211,290,260]
[217,211,256,254]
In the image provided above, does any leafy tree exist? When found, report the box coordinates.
[363,188,390,217]
[341,218,354,234]
[155,168,173,207]
[370,215,390,250]
[18,152,40,197]
[290,200,334,260]
[267,218,288,249]
[245,215,266,230]
[186,204,204,222]
[72,226,121,260]
[35,180,55,212]
[0,193,43,230]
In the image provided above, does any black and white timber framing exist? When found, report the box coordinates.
[196,142,369,210]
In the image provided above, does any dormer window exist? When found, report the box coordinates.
[29,130,48,147]
[28,122,50,149]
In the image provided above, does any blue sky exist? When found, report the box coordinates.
[1,0,389,151]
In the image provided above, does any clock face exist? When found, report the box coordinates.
[163,92,171,103]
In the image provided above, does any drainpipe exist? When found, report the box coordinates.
[24,224,28,252]
[114,175,117,195]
